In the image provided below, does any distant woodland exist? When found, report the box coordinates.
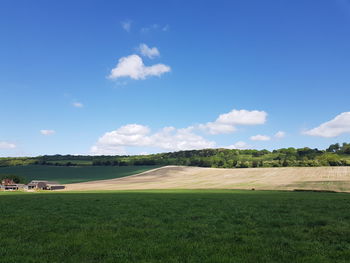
[1,143,350,168]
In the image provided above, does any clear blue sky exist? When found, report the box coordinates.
[1,0,350,156]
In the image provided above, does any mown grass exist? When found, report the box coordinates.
[0,165,161,184]
[0,190,350,262]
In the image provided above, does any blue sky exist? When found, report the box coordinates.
[1,0,350,156]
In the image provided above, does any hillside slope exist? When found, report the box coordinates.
[0,165,161,184]
[65,166,350,192]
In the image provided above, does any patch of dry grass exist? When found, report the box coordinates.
[65,166,350,192]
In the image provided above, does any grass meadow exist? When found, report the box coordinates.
[1,190,350,262]
[0,165,161,184]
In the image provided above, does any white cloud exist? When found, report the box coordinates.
[90,124,215,155]
[250,134,271,141]
[152,127,215,151]
[40,130,55,136]
[121,20,132,32]
[116,124,150,135]
[108,54,171,80]
[90,145,127,155]
[216,109,267,125]
[304,112,350,138]
[138,44,160,59]
[72,102,83,108]
[225,141,249,150]
[0,141,16,149]
[198,122,236,135]
[90,109,269,155]
[274,131,286,139]
[199,109,267,134]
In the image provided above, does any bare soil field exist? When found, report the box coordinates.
[64,166,350,192]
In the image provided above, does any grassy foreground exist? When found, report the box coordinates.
[0,165,161,184]
[1,190,350,262]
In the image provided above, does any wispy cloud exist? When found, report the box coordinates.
[114,81,128,88]
[140,24,169,33]
[40,130,55,136]
[274,131,286,139]
[121,20,132,32]
[162,25,169,31]
[0,141,16,149]
[72,102,84,108]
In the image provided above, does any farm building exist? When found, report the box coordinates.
[1,179,65,191]
[25,180,48,190]
[1,178,15,185]
[0,184,24,191]
[46,183,65,190]
[0,178,24,191]
[24,180,65,190]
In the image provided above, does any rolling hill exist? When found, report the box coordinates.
[65,165,350,192]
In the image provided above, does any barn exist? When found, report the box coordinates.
[24,180,65,190]
[25,180,49,190]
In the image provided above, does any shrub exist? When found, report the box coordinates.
[0,174,27,184]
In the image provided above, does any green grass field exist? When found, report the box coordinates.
[1,190,350,262]
[0,165,161,184]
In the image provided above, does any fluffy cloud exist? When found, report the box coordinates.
[90,124,215,155]
[225,141,249,150]
[95,124,151,147]
[0,141,16,149]
[250,134,271,141]
[152,127,215,151]
[121,20,132,32]
[304,112,350,138]
[199,109,267,134]
[90,145,127,156]
[72,102,83,108]
[108,55,170,80]
[198,122,236,135]
[91,109,269,155]
[138,44,160,59]
[40,130,55,136]
[274,131,286,139]
[217,109,267,125]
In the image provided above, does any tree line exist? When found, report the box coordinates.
[1,143,350,168]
